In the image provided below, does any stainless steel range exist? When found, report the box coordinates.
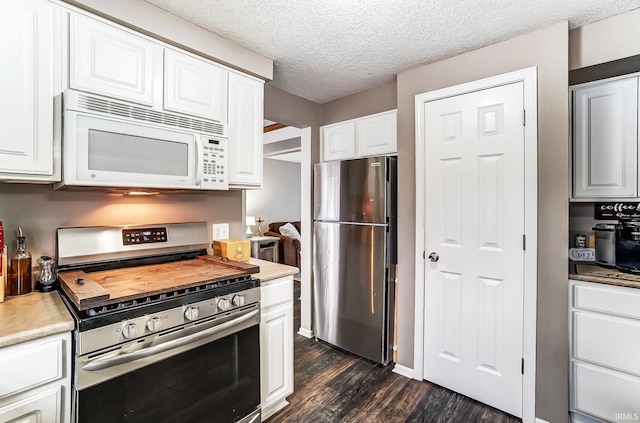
[56,222,261,423]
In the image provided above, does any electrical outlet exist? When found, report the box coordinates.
[212,223,229,240]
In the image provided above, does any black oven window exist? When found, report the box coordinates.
[77,325,260,423]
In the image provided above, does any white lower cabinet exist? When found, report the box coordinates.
[0,386,62,423]
[0,332,71,423]
[570,280,640,422]
[260,276,294,421]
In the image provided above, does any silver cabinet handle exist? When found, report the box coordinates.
[428,252,439,262]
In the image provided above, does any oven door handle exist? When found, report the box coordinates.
[83,309,259,371]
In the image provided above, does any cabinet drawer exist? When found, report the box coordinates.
[0,338,64,399]
[0,386,62,423]
[261,277,293,309]
[573,311,640,376]
[572,361,640,422]
[573,282,640,320]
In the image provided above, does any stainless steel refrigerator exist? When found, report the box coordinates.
[313,156,397,364]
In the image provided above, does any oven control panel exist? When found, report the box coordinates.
[76,287,261,355]
[122,227,167,245]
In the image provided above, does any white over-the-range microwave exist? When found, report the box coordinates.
[55,90,228,192]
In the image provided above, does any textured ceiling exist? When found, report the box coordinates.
[143,0,640,104]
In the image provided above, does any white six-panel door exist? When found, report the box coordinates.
[423,82,525,417]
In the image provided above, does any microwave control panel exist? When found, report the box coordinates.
[201,137,228,190]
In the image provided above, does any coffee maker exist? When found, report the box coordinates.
[615,221,640,273]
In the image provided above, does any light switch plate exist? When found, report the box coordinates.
[212,223,229,240]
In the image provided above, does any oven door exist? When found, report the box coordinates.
[75,305,260,423]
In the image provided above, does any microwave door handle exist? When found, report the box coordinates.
[82,309,259,371]
[195,135,203,186]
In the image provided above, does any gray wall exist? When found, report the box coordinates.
[246,159,302,230]
[320,81,398,125]
[396,22,569,422]
[569,8,640,71]
[264,84,321,337]
[0,184,244,261]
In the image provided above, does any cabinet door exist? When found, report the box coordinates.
[0,0,54,176]
[356,110,397,157]
[260,303,293,419]
[69,13,162,106]
[573,78,638,198]
[0,386,62,423]
[321,122,355,161]
[572,361,640,422]
[228,72,264,187]
[164,49,228,122]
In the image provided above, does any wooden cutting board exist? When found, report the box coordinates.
[59,256,259,310]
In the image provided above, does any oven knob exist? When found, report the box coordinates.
[146,316,161,332]
[232,295,245,307]
[121,322,138,339]
[217,298,231,311]
[184,306,200,321]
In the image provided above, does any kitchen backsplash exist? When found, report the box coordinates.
[0,184,244,260]
[569,202,618,248]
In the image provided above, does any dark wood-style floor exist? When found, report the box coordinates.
[267,282,523,423]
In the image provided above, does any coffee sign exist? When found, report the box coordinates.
[595,202,640,220]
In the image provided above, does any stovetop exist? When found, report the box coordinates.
[55,222,260,332]
[60,275,260,332]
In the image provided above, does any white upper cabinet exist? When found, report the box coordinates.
[69,13,162,107]
[0,0,57,180]
[572,76,638,199]
[321,121,356,162]
[164,49,228,122]
[321,110,397,162]
[228,72,264,188]
[356,110,397,157]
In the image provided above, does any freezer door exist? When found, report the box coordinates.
[314,157,387,224]
[313,221,389,363]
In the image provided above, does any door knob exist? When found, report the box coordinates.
[428,252,439,262]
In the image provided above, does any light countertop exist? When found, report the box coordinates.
[569,262,640,289]
[249,258,299,282]
[0,291,75,348]
[0,260,297,349]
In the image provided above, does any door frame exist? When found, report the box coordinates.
[413,67,538,423]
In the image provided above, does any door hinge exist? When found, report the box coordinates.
[522,109,526,126]
[521,358,525,374]
[423,251,426,259]
[522,234,526,251]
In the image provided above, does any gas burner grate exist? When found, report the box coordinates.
[84,275,254,317]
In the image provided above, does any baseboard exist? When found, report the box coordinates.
[569,411,605,423]
[392,364,415,379]
[297,327,313,338]
[262,399,289,421]
[536,419,552,423]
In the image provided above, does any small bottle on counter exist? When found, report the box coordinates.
[0,220,5,303]
[8,227,32,296]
